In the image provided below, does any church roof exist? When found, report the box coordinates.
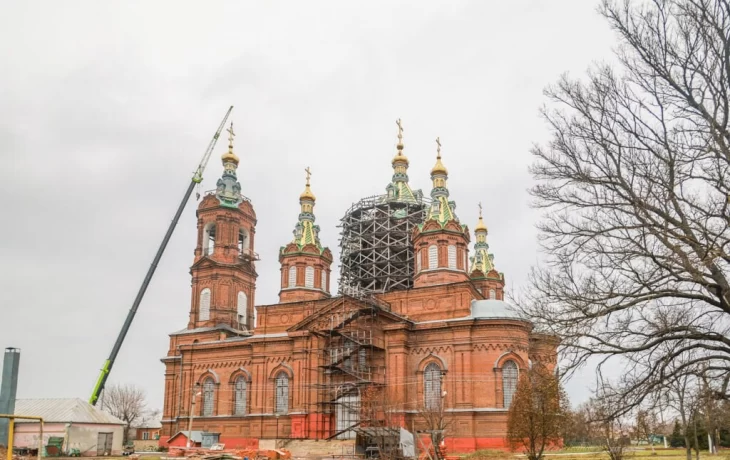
[468,299,524,320]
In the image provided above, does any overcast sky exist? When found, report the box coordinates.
[1,1,618,411]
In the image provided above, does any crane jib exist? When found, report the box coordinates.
[89,106,233,405]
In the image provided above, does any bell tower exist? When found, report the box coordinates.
[412,138,471,288]
[279,167,333,303]
[188,122,259,331]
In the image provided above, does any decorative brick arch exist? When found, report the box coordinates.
[269,362,294,380]
[229,367,252,383]
[493,351,526,370]
[197,368,221,385]
[416,353,448,373]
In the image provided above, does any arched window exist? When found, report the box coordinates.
[464,252,468,272]
[428,245,438,269]
[234,376,247,415]
[417,250,422,273]
[503,360,519,409]
[288,266,297,288]
[238,228,249,256]
[448,245,457,269]
[275,372,289,414]
[321,270,327,292]
[204,224,216,256]
[424,363,442,410]
[199,288,211,321]
[237,291,247,327]
[202,377,215,416]
[489,289,496,300]
[305,266,314,288]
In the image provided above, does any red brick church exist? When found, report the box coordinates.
[159,121,558,452]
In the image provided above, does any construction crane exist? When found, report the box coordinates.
[89,106,234,406]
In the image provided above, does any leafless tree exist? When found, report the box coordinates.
[656,369,701,460]
[516,0,730,416]
[416,391,451,460]
[101,383,153,444]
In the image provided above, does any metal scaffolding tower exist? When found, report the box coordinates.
[338,194,428,294]
[310,287,392,441]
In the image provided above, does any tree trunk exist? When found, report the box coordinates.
[684,436,692,460]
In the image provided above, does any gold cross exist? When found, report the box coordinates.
[396,118,404,142]
[226,122,236,148]
[436,137,441,158]
[478,201,483,217]
[305,166,312,185]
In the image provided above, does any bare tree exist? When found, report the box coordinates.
[517,0,730,416]
[657,371,700,460]
[102,383,152,444]
[506,364,569,460]
[416,388,451,460]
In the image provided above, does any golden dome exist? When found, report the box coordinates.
[431,157,448,176]
[222,122,239,165]
[431,137,447,175]
[222,150,239,165]
[392,151,409,165]
[300,183,316,201]
[475,215,487,232]
[300,166,315,201]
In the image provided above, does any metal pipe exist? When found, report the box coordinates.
[6,417,12,460]
[38,420,43,460]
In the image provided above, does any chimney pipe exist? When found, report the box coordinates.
[0,347,21,447]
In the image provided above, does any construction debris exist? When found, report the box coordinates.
[164,446,292,460]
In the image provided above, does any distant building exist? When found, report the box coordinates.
[159,123,558,452]
[13,398,125,456]
[129,419,161,441]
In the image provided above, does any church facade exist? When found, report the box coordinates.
[158,123,558,452]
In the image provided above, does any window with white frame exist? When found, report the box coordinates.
[448,245,457,269]
[199,288,211,321]
[424,362,442,410]
[417,250,422,272]
[275,372,289,414]
[288,266,297,288]
[321,270,327,292]
[202,377,215,416]
[503,360,518,408]
[234,375,247,415]
[489,289,496,299]
[428,245,438,269]
[305,266,314,288]
[237,291,247,326]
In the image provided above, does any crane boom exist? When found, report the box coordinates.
[90,106,234,406]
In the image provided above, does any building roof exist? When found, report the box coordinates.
[469,299,525,321]
[14,398,125,425]
[169,430,205,443]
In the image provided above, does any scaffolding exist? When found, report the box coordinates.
[310,287,391,441]
[338,194,428,294]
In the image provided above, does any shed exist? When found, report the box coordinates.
[12,398,125,456]
[167,430,204,447]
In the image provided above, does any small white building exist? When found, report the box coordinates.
[13,398,125,456]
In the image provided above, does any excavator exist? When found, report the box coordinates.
[89,106,234,406]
